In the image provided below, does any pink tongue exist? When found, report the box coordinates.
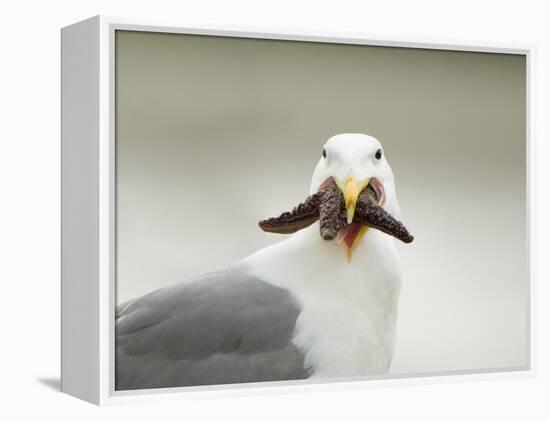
[336,223,364,249]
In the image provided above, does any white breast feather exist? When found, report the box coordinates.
[238,225,402,378]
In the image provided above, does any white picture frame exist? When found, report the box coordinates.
[61,15,536,405]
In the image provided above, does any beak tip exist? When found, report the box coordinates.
[346,206,355,224]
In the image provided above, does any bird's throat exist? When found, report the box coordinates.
[336,223,369,261]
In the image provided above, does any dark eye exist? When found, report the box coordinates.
[322,148,327,158]
[375,149,382,160]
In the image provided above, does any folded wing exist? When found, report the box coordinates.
[115,270,309,390]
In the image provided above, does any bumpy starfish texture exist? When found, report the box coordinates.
[318,178,346,240]
[257,178,338,235]
[257,193,321,234]
[354,188,414,244]
[258,177,414,244]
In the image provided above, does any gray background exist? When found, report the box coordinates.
[115,30,527,375]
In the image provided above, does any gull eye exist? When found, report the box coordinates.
[322,148,327,158]
[375,149,382,160]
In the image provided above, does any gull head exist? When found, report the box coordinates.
[309,133,402,255]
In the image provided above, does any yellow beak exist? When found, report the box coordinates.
[335,172,370,224]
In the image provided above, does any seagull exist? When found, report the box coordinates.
[115,133,412,390]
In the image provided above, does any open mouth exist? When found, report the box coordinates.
[334,179,385,251]
[366,178,385,207]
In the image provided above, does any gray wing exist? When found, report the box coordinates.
[115,270,310,390]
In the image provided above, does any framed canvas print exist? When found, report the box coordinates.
[61,15,535,405]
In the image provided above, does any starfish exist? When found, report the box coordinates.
[259,177,413,244]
